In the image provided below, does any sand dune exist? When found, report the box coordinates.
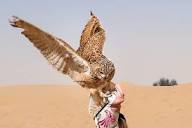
[0,83,192,128]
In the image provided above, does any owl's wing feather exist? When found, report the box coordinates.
[79,12,105,55]
[80,29,105,61]
[9,16,91,82]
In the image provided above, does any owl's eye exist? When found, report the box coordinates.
[99,71,104,74]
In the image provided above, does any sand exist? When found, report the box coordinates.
[0,83,192,128]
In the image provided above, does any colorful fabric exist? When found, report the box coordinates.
[89,84,124,128]
[94,105,119,128]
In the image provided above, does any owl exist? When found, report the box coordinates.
[9,12,116,106]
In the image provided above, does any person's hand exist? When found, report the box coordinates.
[111,84,125,112]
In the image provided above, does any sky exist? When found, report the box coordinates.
[0,0,192,86]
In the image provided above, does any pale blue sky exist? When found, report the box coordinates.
[0,0,192,85]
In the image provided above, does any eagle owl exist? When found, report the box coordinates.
[9,12,116,105]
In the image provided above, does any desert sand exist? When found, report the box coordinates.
[0,83,192,128]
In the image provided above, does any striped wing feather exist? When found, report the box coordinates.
[9,16,91,81]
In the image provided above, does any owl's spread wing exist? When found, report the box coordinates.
[79,29,105,61]
[9,16,91,82]
[79,12,105,56]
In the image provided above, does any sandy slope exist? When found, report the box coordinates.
[0,83,192,128]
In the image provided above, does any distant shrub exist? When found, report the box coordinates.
[153,78,178,86]
[170,79,178,86]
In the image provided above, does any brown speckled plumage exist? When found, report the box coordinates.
[9,12,115,106]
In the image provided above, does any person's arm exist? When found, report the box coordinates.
[111,84,125,106]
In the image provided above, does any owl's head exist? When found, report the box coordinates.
[92,57,115,83]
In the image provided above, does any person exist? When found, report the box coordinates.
[89,83,128,128]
